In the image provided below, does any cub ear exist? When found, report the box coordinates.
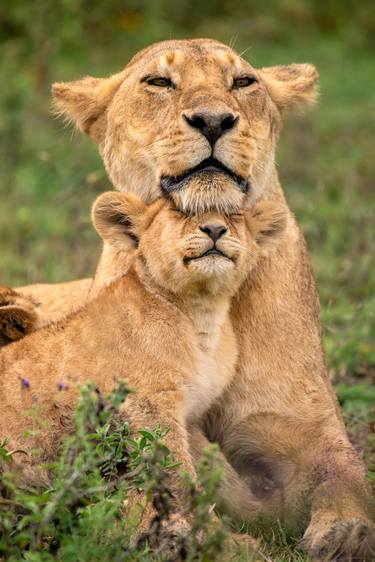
[259,64,318,111]
[52,71,125,139]
[92,192,148,251]
[248,201,288,252]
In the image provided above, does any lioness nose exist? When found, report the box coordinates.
[184,112,238,146]
[199,224,228,242]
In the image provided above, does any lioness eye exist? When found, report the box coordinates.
[170,208,185,216]
[233,76,257,89]
[146,77,173,88]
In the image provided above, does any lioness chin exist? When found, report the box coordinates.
[14,38,375,560]
[0,193,285,543]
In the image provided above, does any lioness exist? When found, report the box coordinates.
[0,192,285,520]
[15,39,375,560]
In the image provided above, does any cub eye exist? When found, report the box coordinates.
[233,76,257,89]
[146,77,173,88]
[230,213,244,224]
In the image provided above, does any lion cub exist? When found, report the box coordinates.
[0,193,286,510]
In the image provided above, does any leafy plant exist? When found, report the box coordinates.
[0,384,228,562]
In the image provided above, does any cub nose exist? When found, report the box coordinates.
[183,112,238,147]
[199,224,228,243]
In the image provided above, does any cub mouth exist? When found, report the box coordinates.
[184,248,231,263]
[161,157,249,194]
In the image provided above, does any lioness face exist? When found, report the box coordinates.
[53,39,318,214]
[93,192,287,297]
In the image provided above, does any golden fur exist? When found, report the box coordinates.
[14,39,375,560]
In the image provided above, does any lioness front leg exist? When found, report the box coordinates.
[216,411,375,561]
[0,285,41,345]
[279,415,375,561]
[189,424,265,523]
[302,446,375,562]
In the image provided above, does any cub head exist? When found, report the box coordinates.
[53,38,318,214]
[92,192,287,297]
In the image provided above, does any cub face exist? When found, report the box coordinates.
[93,192,287,297]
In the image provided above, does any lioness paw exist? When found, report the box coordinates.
[0,285,40,345]
[303,517,375,561]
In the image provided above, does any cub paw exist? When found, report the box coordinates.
[303,517,375,561]
[0,285,40,345]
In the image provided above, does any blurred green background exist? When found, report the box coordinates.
[0,0,374,549]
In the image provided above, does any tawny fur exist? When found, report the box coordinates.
[14,39,375,560]
[15,278,93,327]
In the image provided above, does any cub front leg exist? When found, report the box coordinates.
[120,391,197,540]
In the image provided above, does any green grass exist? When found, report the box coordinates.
[1,3,374,560]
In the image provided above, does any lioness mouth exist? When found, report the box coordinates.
[161,157,249,194]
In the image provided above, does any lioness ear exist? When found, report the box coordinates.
[52,71,125,139]
[259,64,318,111]
[92,192,148,251]
[249,201,287,252]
